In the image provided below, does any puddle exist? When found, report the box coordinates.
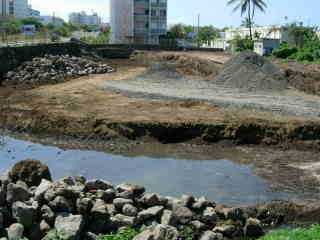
[0,136,301,205]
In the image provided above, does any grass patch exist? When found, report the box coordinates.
[97,228,140,240]
[259,225,320,240]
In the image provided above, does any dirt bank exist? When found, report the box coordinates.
[0,53,319,150]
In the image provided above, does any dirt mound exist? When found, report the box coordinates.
[214,51,287,91]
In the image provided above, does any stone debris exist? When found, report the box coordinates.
[0,160,295,240]
[4,54,114,87]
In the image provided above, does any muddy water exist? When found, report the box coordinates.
[0,136,314,205]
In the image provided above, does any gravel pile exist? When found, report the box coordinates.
[4,54,114,87]
[0,159,295,240]
[214,51,288,91]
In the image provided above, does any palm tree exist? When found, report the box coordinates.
[227,0,267,40]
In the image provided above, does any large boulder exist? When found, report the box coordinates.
[54,213,84,240]
[9,160,52,187]
[12,201,37,228]
[7,223,24,240]
[6,183,30,204]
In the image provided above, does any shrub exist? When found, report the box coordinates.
[97,228,140,240]
[259,225,320,240]
[272,43,298,58]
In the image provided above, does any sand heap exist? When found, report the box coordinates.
[214,51,287,91]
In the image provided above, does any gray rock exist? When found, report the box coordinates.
[113,198,134,211]
[199,231,223,240]
[96,189,116,203]
[12,201,36,228]
[41,205,55,225]
[0,187,5,206]
[161,210,176,226]
[139,193,163,207]
[138,206,164,222]
[226,208,244,222]
[116,183,145,198]
[202,207,218,225]
[181,195,196,208]
[172,206,193,224]
[7,223,24,240]
[192,197,215,211]
[213,225,236,238]
[6,183,30,204]
[34,179,52,201]
[111,214,137,227]
[153,224,179,240]
[54,213,84,240]
[191,220,207,232]
[133,229,153,240]
[83,232,98,240]
[49,196,73,212]
[40,220,51,234]
[85,179,113,191]
[244,218,264,238]
[76,198,93,215]
[122,204,138,217]
[91,199,109,218]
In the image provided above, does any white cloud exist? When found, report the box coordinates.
[29,0,110,22]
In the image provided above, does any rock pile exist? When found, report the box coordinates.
[3,55,114,87]
[214,51,288,91]
[0,160,288,240]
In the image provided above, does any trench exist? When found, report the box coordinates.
[1,135,320,206]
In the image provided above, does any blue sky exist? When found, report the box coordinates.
[29,0,319,28]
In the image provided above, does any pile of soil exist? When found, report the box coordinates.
[132,51,222,78]
[214,51,288,91]
[275,60,320,96]
[3,54,114,87]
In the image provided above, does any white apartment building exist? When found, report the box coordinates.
[38,15,65,27]
[0,0,9,17]
[69,12,102,26]
[9,0,29,19]
[110,0,167,44]
[28,5,40,17]
[225,26,289,42]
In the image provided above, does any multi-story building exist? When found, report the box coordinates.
[38,15,65,27]
[69,12,102,26]
[28,5,40,18]
[0,0,9,17]
[225,26,289,42]
[110,0,167,44]
[9,0,29,19]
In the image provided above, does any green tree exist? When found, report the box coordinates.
[0,18,21,34]
[169,24,186,39]
[197,25,219,44]
[227,0,267,40]
[20,17,43,30]
[241,17,255,28]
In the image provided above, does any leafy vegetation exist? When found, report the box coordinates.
[258,225,320,240]
[97,227,140,240]
[80,29,111,44]
[168,24,220,44]
[42,230,67,240]
[179,226,193,240]
[229,35,254,52]
[272,23,320,62]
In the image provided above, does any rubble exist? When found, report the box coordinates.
[0,160,301,240]
[4,54,114,87]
